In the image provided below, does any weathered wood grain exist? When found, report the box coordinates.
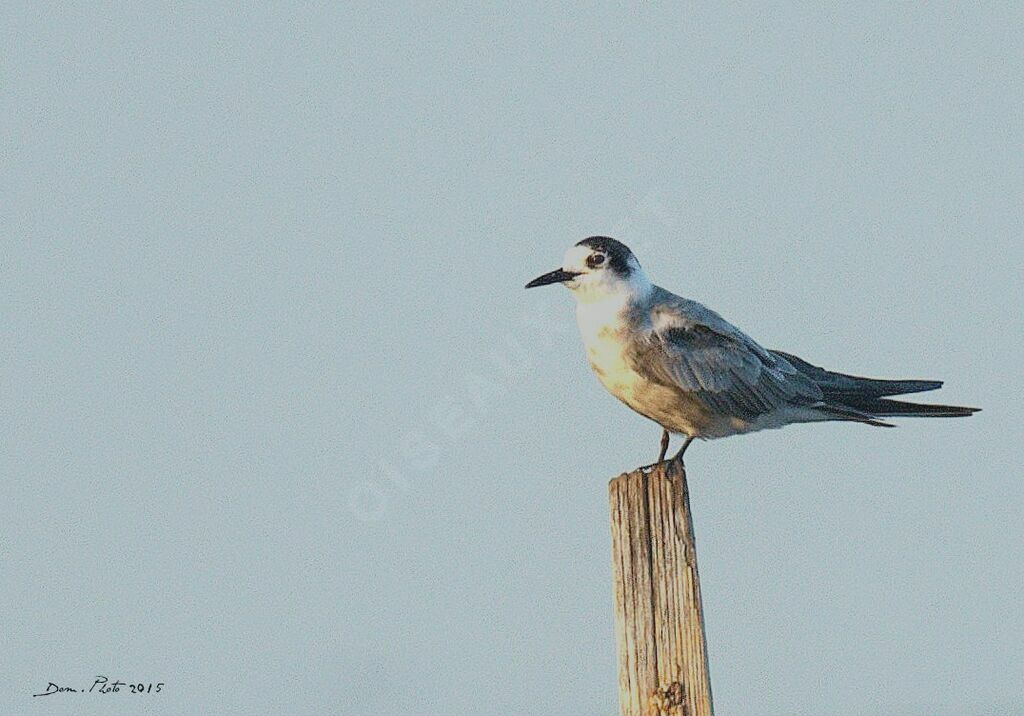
[609,461,713,716]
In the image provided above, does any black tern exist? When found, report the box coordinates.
[526,236,979,465]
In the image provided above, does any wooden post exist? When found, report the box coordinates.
[609,460,714,716]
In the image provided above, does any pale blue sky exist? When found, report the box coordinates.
[3,3,1022,715]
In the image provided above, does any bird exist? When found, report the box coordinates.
[525,236,979,467]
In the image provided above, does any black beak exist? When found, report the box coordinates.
[525,268,580,289]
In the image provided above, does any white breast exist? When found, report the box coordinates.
[574,293,716,437]
[575,296,644,400]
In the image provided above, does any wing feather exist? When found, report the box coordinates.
[628,289,822,421]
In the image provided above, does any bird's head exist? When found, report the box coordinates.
[525,237,650,302]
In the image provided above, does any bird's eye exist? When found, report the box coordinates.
[586,253,606,269]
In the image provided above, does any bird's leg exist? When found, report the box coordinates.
[640,429,672,471]
[657,429,670,463]
[671,435,696,466]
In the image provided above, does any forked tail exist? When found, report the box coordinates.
[771,350,981,426]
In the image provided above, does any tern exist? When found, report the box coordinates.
[526,237,978,466]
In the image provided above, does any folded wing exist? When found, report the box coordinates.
[627,289,823,421]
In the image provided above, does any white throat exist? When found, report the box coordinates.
[572,267,653,342]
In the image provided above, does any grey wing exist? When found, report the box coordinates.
[630,293,823,420]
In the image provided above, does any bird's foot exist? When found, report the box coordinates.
[640,429,672,472]
[640,431,689,473]
[667,435,696,471]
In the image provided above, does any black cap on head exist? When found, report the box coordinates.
[576,236,637,276]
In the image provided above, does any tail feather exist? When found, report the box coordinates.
[818,403,896,428]
[775,350,982,425]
